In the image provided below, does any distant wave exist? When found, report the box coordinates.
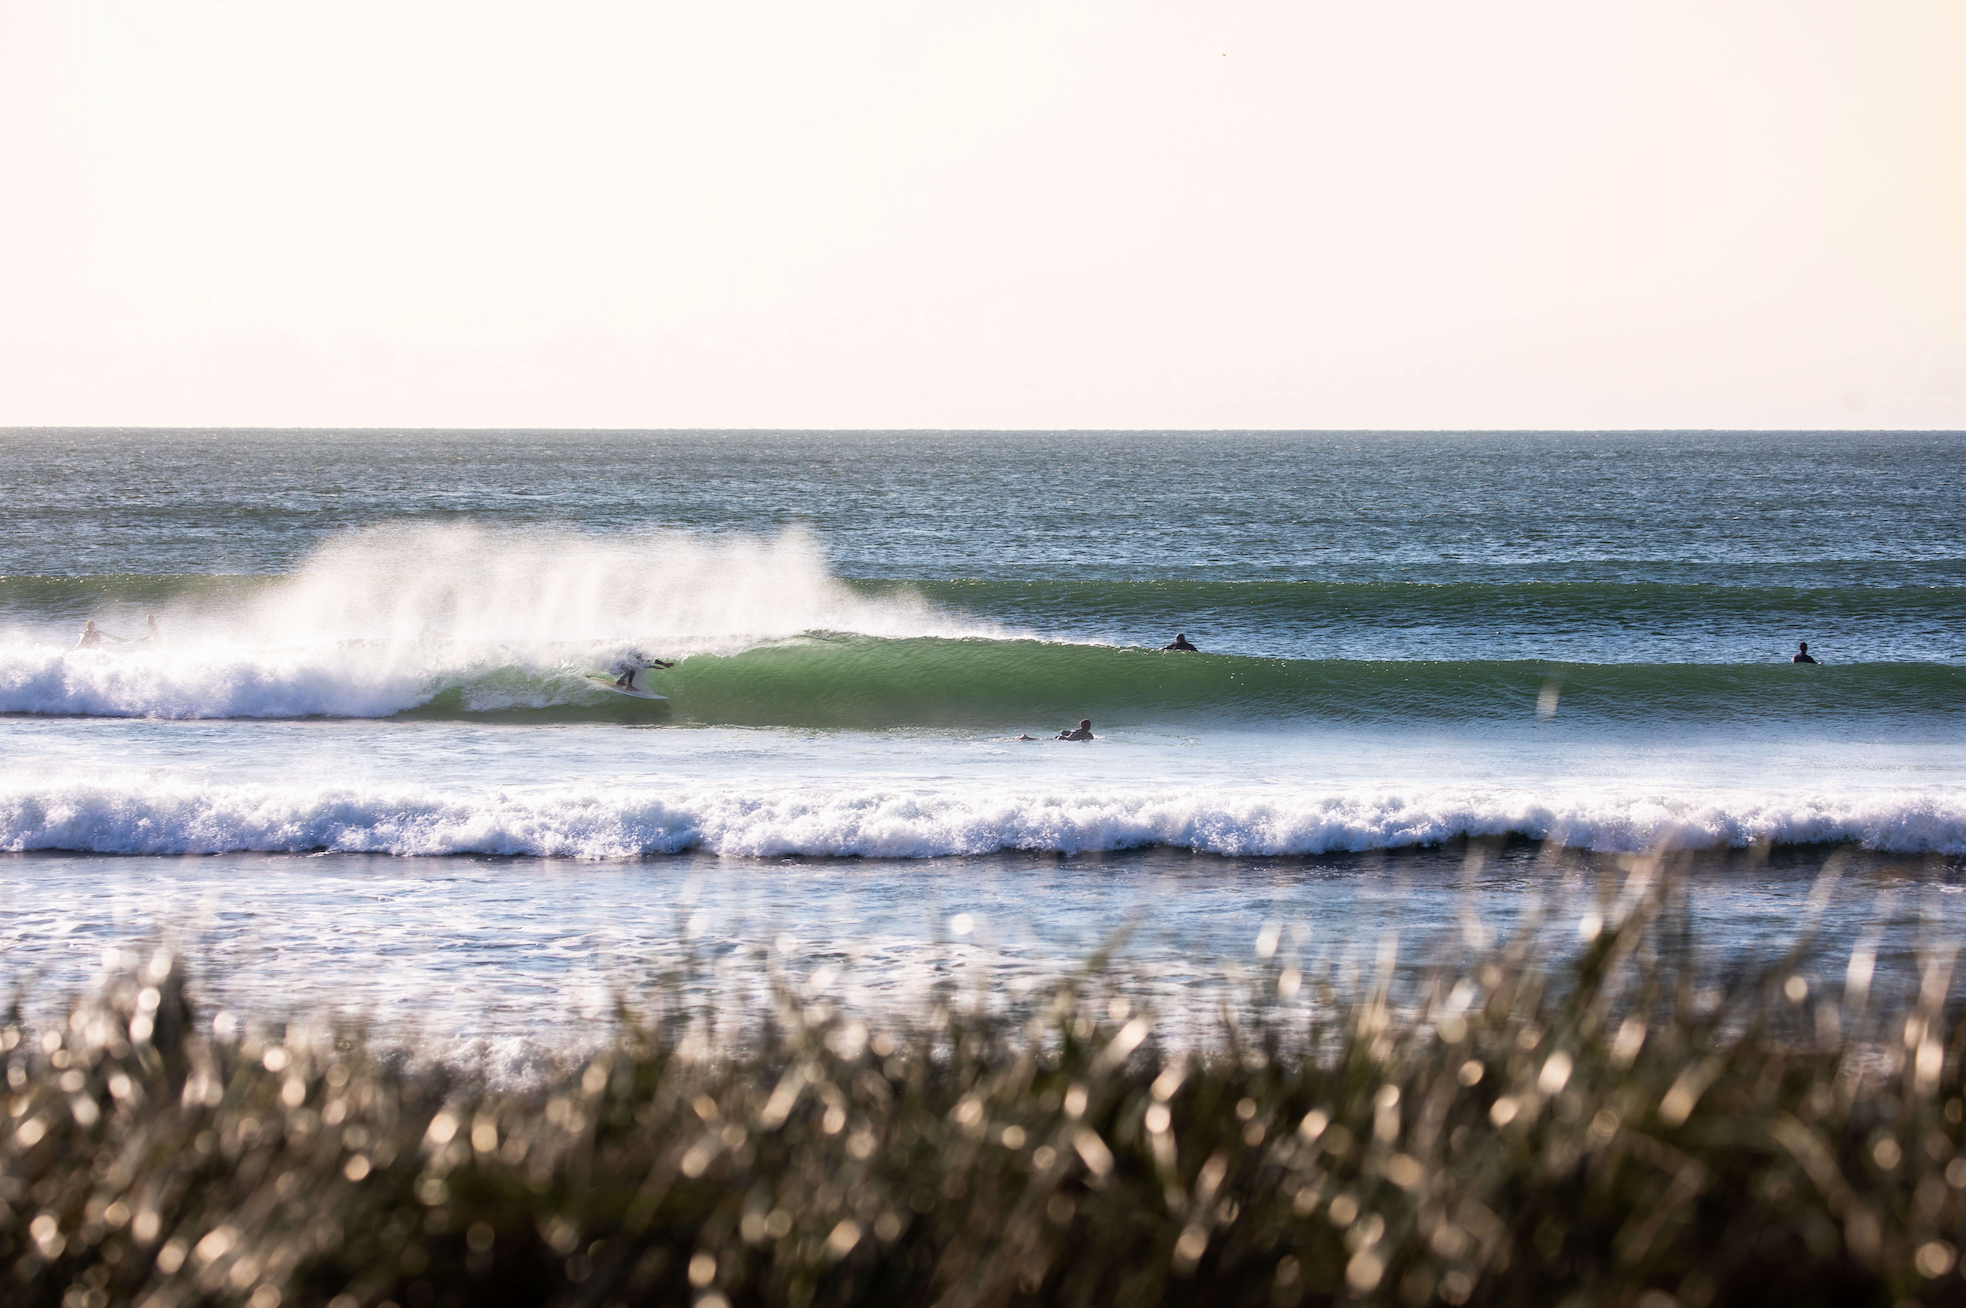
[904,576,1966,632]
[3,634,1961,726]
[3,776,1961,858]
[12,573,1965,642]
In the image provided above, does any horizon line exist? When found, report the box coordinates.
[6,425,1964,437]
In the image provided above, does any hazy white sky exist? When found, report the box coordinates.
[1,1,1960,429]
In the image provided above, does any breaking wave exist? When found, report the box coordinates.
[3,776,1962,859]
[4,523,1959,726]
[4,635,1961,726]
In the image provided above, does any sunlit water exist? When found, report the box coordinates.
[2,429,1962,1053]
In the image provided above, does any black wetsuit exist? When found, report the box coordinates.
[1792,651,1818,664]
[1160,637,1198,652]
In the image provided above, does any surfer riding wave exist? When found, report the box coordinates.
[615,657,674,689]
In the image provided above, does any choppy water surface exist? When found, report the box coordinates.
[3,845,1960,1069]
[1,428,1961,1047]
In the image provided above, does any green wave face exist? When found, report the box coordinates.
[429,636,1966,729]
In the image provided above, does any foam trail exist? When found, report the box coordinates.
[0,643,436,719]
[5,778,1962,858]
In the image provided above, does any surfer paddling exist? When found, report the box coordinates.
[1054,719,1095,741]
[73,620,128,649]
[1791,641,1818,665]
[1159,633,1199,652]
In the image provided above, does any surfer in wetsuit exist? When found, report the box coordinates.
[1055,719,1095,741]
[73,620,127,650]
[1160,633,1199,652]
[137,614,161,644]
[615,656,675,689]
[1792,641,1818,665]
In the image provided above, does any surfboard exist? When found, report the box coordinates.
[585,675,669,701]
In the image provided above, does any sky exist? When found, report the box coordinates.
[1,1,1961,430]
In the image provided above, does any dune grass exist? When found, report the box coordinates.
[5,849,1966,1307]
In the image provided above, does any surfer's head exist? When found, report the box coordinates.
[1798,641,1808,652]
[1079,719,1092,729]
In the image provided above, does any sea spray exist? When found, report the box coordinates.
[248,521,992,650]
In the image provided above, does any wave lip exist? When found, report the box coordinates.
[5,779,1962,859]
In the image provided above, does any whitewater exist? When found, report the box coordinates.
[2,428,1962,1045]
[6,771,1966,860]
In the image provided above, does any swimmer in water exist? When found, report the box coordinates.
[137,614,161,643]
[1054,719,1095,741]
[1792,641,1818,664]
[73,620,127,650]
[1160,633,1199,652]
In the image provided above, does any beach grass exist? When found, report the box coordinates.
[5,849,1965,1307]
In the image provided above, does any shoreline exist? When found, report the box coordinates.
[5,844,1962,1062]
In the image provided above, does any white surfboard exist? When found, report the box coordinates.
[585,674,669,701]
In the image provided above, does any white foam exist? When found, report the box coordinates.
[4,776,1961,858]
[0,641,438,719]
[0,523,999,719]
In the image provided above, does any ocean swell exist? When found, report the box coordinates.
[4,778,1962,859]
[5,635,1960,726]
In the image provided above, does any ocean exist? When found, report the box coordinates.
[3,429,1963,1055]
